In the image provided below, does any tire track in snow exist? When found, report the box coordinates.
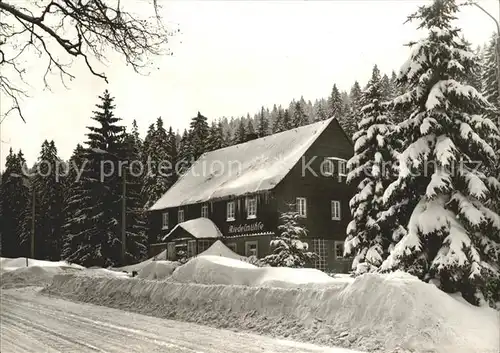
[1,287,359,353]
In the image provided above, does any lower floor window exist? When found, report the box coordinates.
[245,241,258,257]
[226,242,237,254]
[187,240,197,258]
[313,239,326,271]
[198,240,212,254]
[334,241,345,259]
[167,242,176,261]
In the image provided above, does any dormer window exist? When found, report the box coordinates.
[178,209,185,223]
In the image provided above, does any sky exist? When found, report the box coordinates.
[0,0,498,169]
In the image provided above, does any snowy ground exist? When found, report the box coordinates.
[2,254,499,353]
[1,287,362,353]
[44,269,499,353]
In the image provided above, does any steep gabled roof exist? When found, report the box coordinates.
[150,118,335,211]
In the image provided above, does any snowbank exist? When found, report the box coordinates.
[0,257,129,287]
[0,257,84,272]
[76,268,130,278]
[0,265,81,289]
[137,261,179,280]
[198,240,247,261]
[114,249,170,274]
[171,255,339,288]
[44,271,499,353]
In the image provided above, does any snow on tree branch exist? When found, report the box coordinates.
[0,0,178,122]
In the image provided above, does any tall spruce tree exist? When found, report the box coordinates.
[207,121,225,151]
[381,0,500,306]
[167,126,179,182]
[0,149,30,257]
[282,109,292,131]
[121,128,148,263]
[480,36,500,213]
[257,106,269,137]
[234,119,247,144]
[343,81,364,138]
[328,84,344,119]
[61,144,86,261]
[190,112,210,159]
[344,69,403,274]
[21,141,64,260]
[178,129,193,175]
[292,101,308,128]
[482,36,500,112]
[272,108,284,133]
[380,73,392,101]
[142,117,172,209]
[246,119,256,138]
[314,99,329,121]
[63,90,126,267]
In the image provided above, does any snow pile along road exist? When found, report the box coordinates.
[115,249,168,273]
[0,265,81,289]
[171,255,342,288]
[137,261,179,280]
[0,257,84,272]
[197,240,247,261]
[0,257,85,288]
[44,270,499,353]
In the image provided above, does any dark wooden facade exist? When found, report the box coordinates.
[148,119,355,272]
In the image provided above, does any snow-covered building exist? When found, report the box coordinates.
[148,118,354,272]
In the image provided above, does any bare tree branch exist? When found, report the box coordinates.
[0,0,177,123]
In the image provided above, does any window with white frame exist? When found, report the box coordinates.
[296,197,307,218]
[246,196,257,219]
[187,240,197,258]
[245,241,258,257]
[227,201,236,221]
[226,242,237,253]
[321,159,334,176]
[198,239,212,253]
[331,200,341,220]
[162,212,169,229]
[337,159,347,176]
[178,209,185,223]
[201,204,209,218]
[334,241,345,259]
[313,239,326,271]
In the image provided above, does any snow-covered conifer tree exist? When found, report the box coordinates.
[292,101,308,128]
[381,0,500,306]
[257,106,270,137]
[1,149,30,257]
[263,207,318,268]
[272,109,284,133]
[190,112,210,160]
[344,66,403,275]
[233,119,247,144]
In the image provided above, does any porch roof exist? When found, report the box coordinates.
[162,217,223,242]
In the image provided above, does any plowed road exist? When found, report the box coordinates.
[0,288,361,353]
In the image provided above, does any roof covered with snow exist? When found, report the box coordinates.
[162,217,223,241]
[150,118,335,210]
[197,240,247,261]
